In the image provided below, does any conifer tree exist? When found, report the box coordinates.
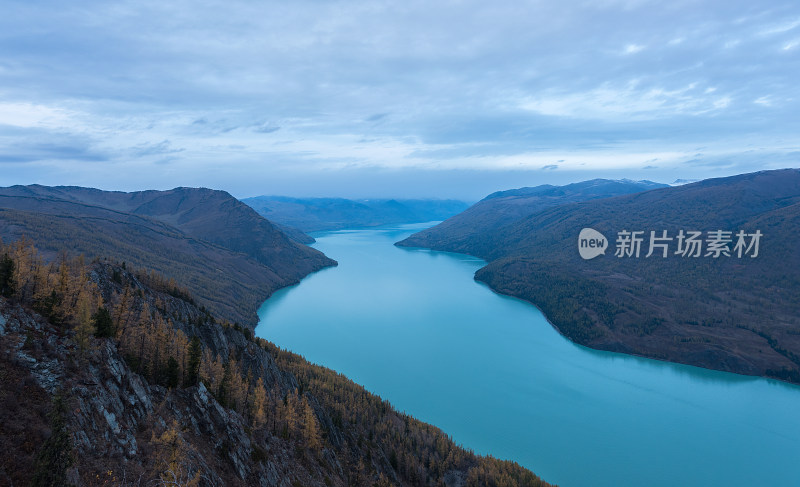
[32,394,74,487]
[93,306,114,338]
[0,253,15,297]
[184,336,202,387]
[166,356,180,388]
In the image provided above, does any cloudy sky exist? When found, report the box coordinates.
[0,0,798,199]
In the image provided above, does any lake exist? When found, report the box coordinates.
[256,223,800,487]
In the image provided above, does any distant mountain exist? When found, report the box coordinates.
[398,179,667,257]
[0,185,335,326]
[399,170,800,383]
[272,221,316,244]
[242,196,470,232]
[671,178,700,186]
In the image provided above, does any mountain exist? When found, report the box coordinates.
[0,185,335,327]
[399,170,800,383]
[0,239,551,487]
[397,179,667,256]
[242,196,470,232]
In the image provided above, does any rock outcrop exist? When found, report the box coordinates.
[0,260,552,487]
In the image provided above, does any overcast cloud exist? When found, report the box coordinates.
[0,0,798,198]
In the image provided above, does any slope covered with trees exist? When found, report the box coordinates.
[397,179,666,256]
[399,170,800,383]
[0,237,552,487]
[0,185,336,327]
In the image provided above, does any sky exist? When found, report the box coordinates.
[0,0,798,200]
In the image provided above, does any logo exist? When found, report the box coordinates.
[578,228,608,260]
[577,227,762,260]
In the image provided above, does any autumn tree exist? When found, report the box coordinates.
[250,377,268,430]
[74,288,95,355]
[302,397,323,452]
[150,420,199,487]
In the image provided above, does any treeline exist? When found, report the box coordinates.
[1,237,551,486]
[267,342,550,487]
[0,237,106,354]
[0,238,197,390]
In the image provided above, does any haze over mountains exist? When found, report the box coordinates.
[0,185,335,327]
[242,196,469,233]
[399,170,800,383]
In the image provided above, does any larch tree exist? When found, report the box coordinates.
[251,377,268,430]
[302,397,323,452]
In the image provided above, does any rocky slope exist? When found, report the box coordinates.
[0,253,551,487]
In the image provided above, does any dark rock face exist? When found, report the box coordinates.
[0,274,328,486]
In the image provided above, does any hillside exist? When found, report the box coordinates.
[0,185,335,327]
[399,169,800,383]
[242,196,470,232]
[0,238,551,487]
[397,179,666,256]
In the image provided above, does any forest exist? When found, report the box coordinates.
[404,169,800,383]
[0,236,552,487]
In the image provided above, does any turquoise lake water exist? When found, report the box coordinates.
[255,223,800,487]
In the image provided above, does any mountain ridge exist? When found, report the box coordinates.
[398,178,668,259]
[398,169,800,383]
[0,185,336,327]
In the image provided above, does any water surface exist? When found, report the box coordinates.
[256,223,800,487]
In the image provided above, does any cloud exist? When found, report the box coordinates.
[623,44,645,55]
[0,0,796,196]
[0,137,108,163]
[365,113,389,123]
[130,140,184,158]
[520,82,733,120]
[759,18,800,36]
[542,164,559,170]
[753,96,773,106]
[783,38,800,50]
[0,102,74,129]
[253,123,281,134]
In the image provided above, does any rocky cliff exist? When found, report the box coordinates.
[0,254,551,487]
